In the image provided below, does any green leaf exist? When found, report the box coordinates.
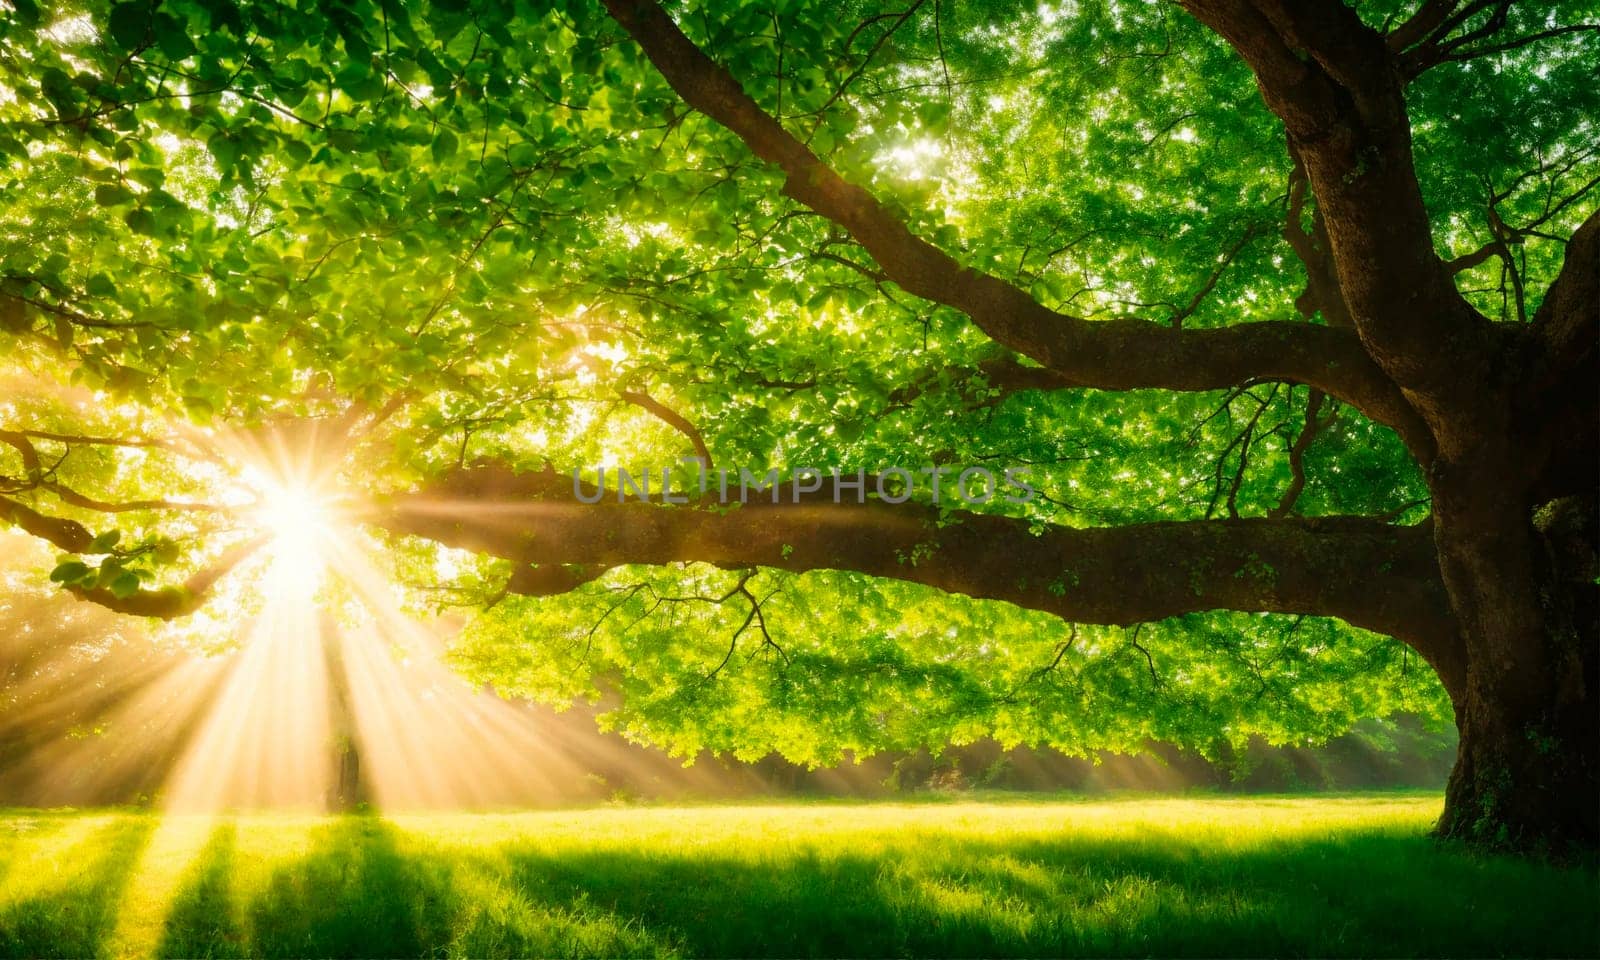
[109,570,143,599]
[431,129,458,163]
[335,62,384,102]
[49,560,92,585]
[88,530,122,552]
[95,557,125,588]
[127,167,165,189]
[124,207,157,235]
[152,12,196,60]
[8,0,41,25]
[106,3,150,50]
[206,131,240,171]
[94,183,136,206]
[327,129,362,152]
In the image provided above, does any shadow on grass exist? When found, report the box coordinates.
[156,822,241,957]
[0,815,154,959]
[3,812,1597,958]
[156,814,459,959]
[485,830,1600,958]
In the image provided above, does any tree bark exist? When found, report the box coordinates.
[1432,470,1598,850]
[1421,199,1598,850]
[377,462,1466,702]
[1429,219,1600,850]
[322,615,368,813]
[1439,615,1598,851]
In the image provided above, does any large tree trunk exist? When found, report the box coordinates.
[1442,663,1597,851]
[1432,437,1598,851]
[1440,590,1598,852]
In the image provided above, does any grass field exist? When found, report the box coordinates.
[0,792,1595,958]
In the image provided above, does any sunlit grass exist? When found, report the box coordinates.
[0,793,1595,958]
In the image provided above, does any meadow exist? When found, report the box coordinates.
[0,792,1595,959]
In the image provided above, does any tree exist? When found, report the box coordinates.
[0,0,1594,849]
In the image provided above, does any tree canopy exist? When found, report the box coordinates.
[0,0,1595,807]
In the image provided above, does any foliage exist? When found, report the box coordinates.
[455,566,1449,764]
[0,0,1594,762]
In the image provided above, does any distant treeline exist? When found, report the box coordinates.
[1,589,1453,808]
[600,712,1457,803]
[4,680,1453,807]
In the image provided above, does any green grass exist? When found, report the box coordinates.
[0,792,1594,958]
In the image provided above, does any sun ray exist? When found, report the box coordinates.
[315,529,596,808]
[107,814,222,958]
[160,590,334,813]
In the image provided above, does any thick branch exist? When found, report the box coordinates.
[2,493,260,618]
[1180,0,1491,430]
[1524,207,1599,504]
[0,429,44,480]
[1533,207,1599,369]
[601,0,1430,458]
[1283,147,1354,328]
[1387,0,1469,54]
[1394,1,1597,76]
[380,463,1462,676]
[67,536,265,619]
[0,495,94,552]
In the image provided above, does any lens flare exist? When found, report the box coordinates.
[253,483,332,591]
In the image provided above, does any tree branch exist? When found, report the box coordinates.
[1283,146,1353,328]
[43,483,224,515]
[600,0,1432,459]
[1179,0,1490,429]
[0,495,94,552]
[1387,0,1470,54]
[617,387,714,472]
[379,462,1462,678]
[67,536,266,619]
[1524,207,1599,504]
[4,428,188,453]
[1171,222,1262,328]
[1270,388,1335,518]
[1532,207,1599,370]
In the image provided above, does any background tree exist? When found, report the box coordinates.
[0,0,1593,849]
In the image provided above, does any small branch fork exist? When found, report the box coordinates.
[616,386,715,473]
